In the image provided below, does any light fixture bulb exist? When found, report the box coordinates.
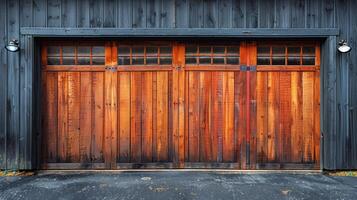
[338,40,351,53]
[5,40,20,52]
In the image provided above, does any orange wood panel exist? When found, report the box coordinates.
[222,72,235,162]
[199,72,213,161]
[211,72,223,162]
[79,72,92,163]
[302,72,314,162]
[130,72,142,163]
[156,72,169,161]
[187,71,200,162]
[290,72,303,162]
[267,72,280,162]
[57,72,68,162]
[142,72,153,162]
[43,72,58,162]
[279,72,292,162]
[256,72,268,163]
[118,72,131,162]
[91,72,105,162]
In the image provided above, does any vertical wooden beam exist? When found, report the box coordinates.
[172,43,185,167]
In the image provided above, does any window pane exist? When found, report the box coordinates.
[118,56,131,65]
[186,57,197,64]
[160,57,172,65]
[78,57,91,65]
[258,57,270,65]
[303,47,315,55]
[62,57,75,65]
[47,57,60,65]
[78,46,90,56]
[213,57,225,64]
[132,57,144,65]
[288,57,300,65]
[199,46,211,54]
[227,47,239,54]
[186,46,197,54]
[118,47,130,55]
[302,57,315,65]
[160,47,172,54]
[62,47,75,56]
[227,57,239,64]
[92,57,105,65]
[272,47,285,56]
[92,46,105,56]
[199,57,211,64]
[146,47,158,55]
[288,47,301,56]
[146,57,158,64]
[132,47,144,55]
[213,47,225,54]
[258,46,270,56]
[47,46,60,56]
[272,57,285,65]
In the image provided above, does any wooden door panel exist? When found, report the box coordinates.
[115,71,173,164]
[255,71,319,165]
[42,72,106,168]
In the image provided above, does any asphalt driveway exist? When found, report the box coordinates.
[0,171,356,200]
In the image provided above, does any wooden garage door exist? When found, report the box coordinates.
[41,41,320,169]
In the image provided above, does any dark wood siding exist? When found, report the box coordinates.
[0,0,356,170]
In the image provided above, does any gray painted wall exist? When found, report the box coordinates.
[0,0,356,170]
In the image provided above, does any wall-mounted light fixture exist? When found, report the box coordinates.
[5,39,20,52]
[337,40,351,53]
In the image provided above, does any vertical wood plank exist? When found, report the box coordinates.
[267,72,280,162]
[211,72,223,162]
[290,72,303,162]
[275,0,290,28]
[47,0,61,27]
[103,0,116,27]
[203,0,218,28]
[33,0,47,27]
[161,0,175,28]
[246,0,258,28]
[117,0,132,28]
[232,0,245,28]
[132,0,146,28]
[57,72,68,162]
[130,72,142,163]
[142,72,153,162]
[175,0,188,28]
[77,0,90,27]
[199,72,212,161]
[302,72,314,162]
[67,72,81,162]
[188,72,200,162]
[256,72,267,163]
[236,71,246,168]
[156,72,169,161]
[258,0,275,28]
[218,0,232,28]
[290,0,305,28]
[223,72,235,162]
[43,72,58,163]
[279,72,292,162]
[118,72,131,162]
[61,0,77,27]
[89,0,104,27]
[188,0,204,28]
[80,72,92,163]
[91,72,104,162]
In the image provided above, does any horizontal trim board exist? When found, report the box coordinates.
[21,28,339,37]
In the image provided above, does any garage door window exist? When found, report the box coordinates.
[257,45,316,66]
[117,46,172,65]
[185,45,240,65]
[47,45,105,65]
